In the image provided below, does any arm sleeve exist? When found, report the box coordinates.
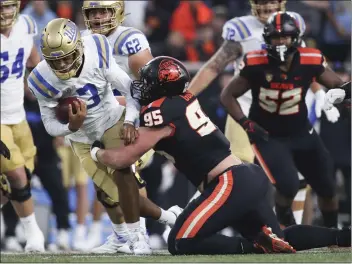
[39,102,72,137]
[104,46,141,124]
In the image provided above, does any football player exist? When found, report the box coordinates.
[28,18,149,254]
[0,0,44,252]
[90,56,351,255]
[220,12,346,229]
[187,0,339,226]
[80,0,157,253]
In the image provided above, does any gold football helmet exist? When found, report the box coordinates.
[250,0,286,24]
[41,18,83,80]
[0,0,20,29]
[82,0,125,35]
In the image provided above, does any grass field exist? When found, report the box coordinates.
[1,248,351,263]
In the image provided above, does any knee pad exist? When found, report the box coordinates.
[96,188,118,208]
[10,182,31,202]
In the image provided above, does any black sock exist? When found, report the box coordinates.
[337,227,351,247]
[321,210,338,228]
[275,203,296,227]
[283,225,338,251]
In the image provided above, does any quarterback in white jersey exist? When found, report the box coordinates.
[28,18,150,254]
[0,0,44,252]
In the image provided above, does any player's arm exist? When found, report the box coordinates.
[128,49,153,79]
[26,46,41,69]
[188,40,242,96]
[220,75,250,122]
[91,126,172,169]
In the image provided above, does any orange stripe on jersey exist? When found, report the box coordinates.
[276,13,281,31]
[247,56,269,66]
[176,171,233,239]
[297,47,321,54]
[300,56,322,65]
[252,144,276,184]
[140,97,166,114]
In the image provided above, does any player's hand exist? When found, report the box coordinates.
[323,88,346,111]
[68,100,87,132]
[323,106,340,123]
[121,122,139,145]
[0,140,10,160]
[238,117,269,143]
[90,140,105,162]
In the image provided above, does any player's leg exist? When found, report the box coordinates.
[0,122,44,252]
[224,115,255,163]
[102,121,148,254]
[70,140,132,254]
[293,131,338,227]
[252,138,300,227]
[2,203,22,252]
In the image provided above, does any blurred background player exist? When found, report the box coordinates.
[186,0,340,227]
[0,0,44,252]
[81,0,155,253]
[28,18,148,254]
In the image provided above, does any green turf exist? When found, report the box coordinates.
[1,249,351,263]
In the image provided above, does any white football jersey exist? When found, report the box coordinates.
[28,34,139,144]
[222,13,306,115]
[81,25,151,81]
[1,14,37,124]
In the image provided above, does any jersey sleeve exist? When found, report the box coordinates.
[113,28,150,56]
[20,15,38,36]
[298,47,327,78]
[140,97,184,128]
[239,51,269,79]
[221,17,252,42]
[27,66,61,107]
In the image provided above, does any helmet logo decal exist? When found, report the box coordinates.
[63,21,77,42]
[158,59,181,83]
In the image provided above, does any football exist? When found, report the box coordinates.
[55,97,79,124]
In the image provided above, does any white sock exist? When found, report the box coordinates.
[75,224,86,238]
[20,213,39,231]
[158,208,176,226]
[90,221,101,233]
[112,222,129,234]
[140,217,146,230]
[126,221,140,242]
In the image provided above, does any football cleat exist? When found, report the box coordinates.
[91,232,131,254]
[254,226,296,253]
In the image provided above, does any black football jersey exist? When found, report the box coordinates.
[140,92,231,187]
[240,47,327,137]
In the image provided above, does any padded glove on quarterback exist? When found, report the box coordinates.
[238,117,269,143]
[90,140,105,162]
[0,140,10,160]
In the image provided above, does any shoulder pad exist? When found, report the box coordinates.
[27,63,61,100]
[287,12,306,37]
[80,29,91,37]
[297,47,324,65]
[18,14,37,36]
[113,27,149,56]
[244,50,269,66]
[222,16,253,42]
[90,34,111,69]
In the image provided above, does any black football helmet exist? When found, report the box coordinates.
[263,11,300,62]
[131,56,190,105]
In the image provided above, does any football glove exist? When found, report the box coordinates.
[238,117,269,143]
[315,89,341,123]
[90,140,105,162]
[0,140,10,160]
[323,88,346,111]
